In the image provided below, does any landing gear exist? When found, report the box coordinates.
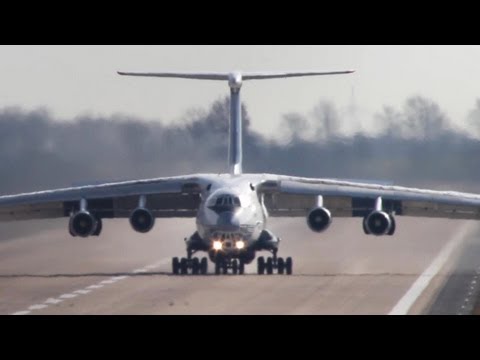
[232,259,238,275]
[172,249,208,276]
[256,250,293,275]
[172,257,180,275]
[285,257,293,275]
[213,255,246,275]
[257,256,266,275]
[192,258,200,275]
[239,260,245,275]
[200,257,208,274]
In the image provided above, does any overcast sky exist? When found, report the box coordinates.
[1,45,479,137]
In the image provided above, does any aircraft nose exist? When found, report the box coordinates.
[216,211,240,231]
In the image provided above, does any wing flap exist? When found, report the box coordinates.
[0,202,65,221]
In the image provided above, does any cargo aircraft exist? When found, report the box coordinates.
[2,70,479,276]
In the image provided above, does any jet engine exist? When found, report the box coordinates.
[307,207,332,233]
[69,211,99,238]
[363,211,396,236]
[130,208,155,233]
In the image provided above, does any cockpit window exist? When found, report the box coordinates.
[208,194,242,212]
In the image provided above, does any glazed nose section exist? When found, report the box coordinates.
[216,211,240,231]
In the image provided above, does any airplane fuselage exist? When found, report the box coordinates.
[194,175,268,262]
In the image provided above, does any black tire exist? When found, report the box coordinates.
[180,258,188,275]
[215,261,221,275]
[172,257,180,275]
[200,257,208,275]
[232,259,238,275]
[277,257,285,275]
[222,260,228,275]
[239,260,245,275]
[285,257,293,275]
[266,257,274,275]
[192,258,200,275]
[222,262,228,275]
[257,256,265,275]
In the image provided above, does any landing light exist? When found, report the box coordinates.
[213,241,223,251]
[235,240,245,250]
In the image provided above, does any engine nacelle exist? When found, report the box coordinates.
[363,211,395,236]
[307,207,332,233]
[130,208,155,233]
[69,211,98,238]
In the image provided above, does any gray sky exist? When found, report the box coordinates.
[1,45,479,137]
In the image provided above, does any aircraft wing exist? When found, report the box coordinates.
[258,174,480,219]
[0,175,204,222]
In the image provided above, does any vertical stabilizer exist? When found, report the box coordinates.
[228,72,243,175]
[118,70,355,175]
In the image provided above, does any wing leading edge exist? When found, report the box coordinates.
[258,175,480,220]
[0,175,205,222]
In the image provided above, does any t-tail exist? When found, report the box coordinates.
[117,70,355,175]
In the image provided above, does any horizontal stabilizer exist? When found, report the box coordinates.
[117,70,355,81]
[242,70,355,80]
[117,72,230,80]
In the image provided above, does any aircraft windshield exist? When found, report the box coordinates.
[209,194,241,212]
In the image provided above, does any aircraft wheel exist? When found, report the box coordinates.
[222,261,229,275]
[172,257,180,275]
[180,258,188,275]
[232,259,238,275]
[239,260,245,275]
[192,258,200,275]
[200,257,208,275]
[266,257,274,275]
[257,256,265,275]
[277,257,285,275]
[285,257,293,275]
[215,261,221,275]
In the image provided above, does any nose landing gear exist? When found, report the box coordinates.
[214,257,245,275]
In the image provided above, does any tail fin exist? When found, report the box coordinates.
[118,70,355,175]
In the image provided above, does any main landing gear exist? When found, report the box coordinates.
[172,249,208,275]
[257,250,292,275]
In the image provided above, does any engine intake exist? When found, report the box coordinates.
[130,208,155,233]
[363,211,395,236]
[307,207,332,233]
[69,211,98,238]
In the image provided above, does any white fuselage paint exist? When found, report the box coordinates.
[194,175,267,254]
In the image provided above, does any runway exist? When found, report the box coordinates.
[1,216,478,315]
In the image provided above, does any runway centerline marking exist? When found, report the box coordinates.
[389,223,475,315]
[10,258,170,315]
[60,293,78,299]
[45,298,62,305]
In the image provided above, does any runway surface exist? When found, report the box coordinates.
[1,217,479,315]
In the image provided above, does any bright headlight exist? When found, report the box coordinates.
[235,240,245,250]
[213,241,223,250]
